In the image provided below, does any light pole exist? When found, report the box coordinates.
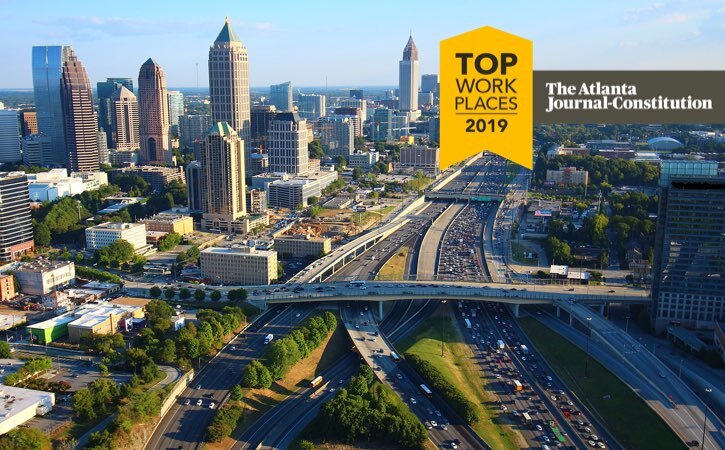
[625,313,631,334]
[584,316,592,377]
[678,359,684,380]
[701,387,712,450]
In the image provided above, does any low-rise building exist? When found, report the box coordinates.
[545,167,589,186]
[67,303,144,343]
[275,234,332,259]
[267,179,320,210]
[246,189,267,214]
[15,259,75,296]
[0,385,55,435]
[111,165,185,192]
[27,315,76,344]
[348,151,379,170]
[0,274,15,301]
[25,169,108,202]
[139,213,194,236]
[200,246,277,286]
[85,222,147,252]
[398,145,440,176]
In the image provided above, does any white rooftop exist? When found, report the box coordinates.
[0,384,55,432]
[27,315,75,331]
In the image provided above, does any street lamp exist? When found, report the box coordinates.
[625,313,631,334]
[584,316,593,377]
[701,387,712,450]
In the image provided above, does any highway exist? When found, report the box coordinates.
[549,302,725,449]
[145,305,315,450]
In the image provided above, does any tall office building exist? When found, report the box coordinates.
[60,49,99,172]
[179,115,211,149]
[20,111,38,137]
[167,90,184,128]
[201,122,246,232]
[370,107,393,141]
[652,176,725,332]
[185,160,202,212]
[297,94,326,120]
[333,107,362,137]
[250,105,277,149]
[21,135,48,166]
[318,116,354,158]
[270,82,293,111]
[421,74,438,94]
[110,86,139,150]
[0,110,21,163]
[138,59,171,165]
[0,172,34,261]
[398,35,420,113]
[338,98,367,123]
[269,113,308,175]
[97,78,133,147]
[209,18,251,173]
[32,45,73,166]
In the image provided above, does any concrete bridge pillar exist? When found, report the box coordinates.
[556,306,561,318]
[511,304,520,318]
[599,304,606,316]
[569,314,574,326]
[379,301,384,320]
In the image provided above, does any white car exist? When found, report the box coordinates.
[535,424,543,431]
[410,398,417,404]
[196,399,203,406]
[430,420,438,427]
[209,402,216,409]
[196,384,202,390]
[184,399,190,405]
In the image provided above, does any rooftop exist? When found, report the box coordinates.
[0,384,55,429]
[214,17,241,43]
[202,246,277,257]
[16,259,74,273]
[27,314,75,331]
[140,213,192,224]
[88,222,145,231]
[69,304,141,330]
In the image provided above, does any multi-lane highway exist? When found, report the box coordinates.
[145,305,314,450]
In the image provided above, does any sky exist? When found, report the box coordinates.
[1,0,724,88]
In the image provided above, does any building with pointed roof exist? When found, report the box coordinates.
[60,49,99,172]
[110,86,139,150]
[138,58,171,165]
[208,17,251,175]
[399,35,420,113]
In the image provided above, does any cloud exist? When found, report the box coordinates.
[624,2,665,21]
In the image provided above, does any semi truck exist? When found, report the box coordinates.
[264,334,274,344]
[464,318,472,329]
[513,379,523,391]
[497,339,505,350]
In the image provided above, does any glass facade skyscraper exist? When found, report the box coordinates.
[32,45,72,166]
[97,78,133,148]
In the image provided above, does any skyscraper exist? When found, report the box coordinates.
[0,110,21,163]
[20,111,38,137]
[60,49,99,172]
[138,59,171,165]
[185,160,202,212]
[111,86,139,150]
[318,116,354,158]
[201,122,246,232]
[652,176,725,332]
[370,107,393,141]
[421,74,438,94]
[179,115,211,149]
[297,94,326,121]
[97,78,133,147]
[0,172,34,261]
[97,131,109,165]
[269,112,308,175]
[398,35,420,113]
[270,82,293,111]
[250,105,277,150]
[209,18,251,173]
[167,90,184,128]
[32,45,72,166]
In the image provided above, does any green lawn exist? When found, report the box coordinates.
[511,242,538,265]
[398,309,523,450]
[518,317,686,450]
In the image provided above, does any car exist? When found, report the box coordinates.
[430,420,438,427]
[543,436,550,443]
[435,410,442,417]
[567,401,574,406]
[209,402,216,409]
[597,443,606,449]
[196,399,203,406]
[590,435,599,441]
[410,398,417,404]
[588,441,597,448]
[450,443,457,449]
[608,290,615,293]
[584,427,591,433]
[687,441,700,447]
[184,399,190,405]
[360,311,364,316]
[296,313,301,318]
[196,384,202,390]
[441,424,448,431]
[231,346,236,350]
[425,421,432,430]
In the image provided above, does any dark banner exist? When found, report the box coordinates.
[533,71,725,124]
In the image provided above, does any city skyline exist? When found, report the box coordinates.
[2,1,724,88]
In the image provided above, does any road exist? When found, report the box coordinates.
[547,303,725,449]
[145,305,314,450]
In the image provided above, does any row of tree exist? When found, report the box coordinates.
[533,154,660,189]
[241,312,337,388]
[304,365,427,448]
[3,357,52,386]
[206,405,243,442]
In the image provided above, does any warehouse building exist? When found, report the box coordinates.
[27,315,76,344]
[0,385,55,435]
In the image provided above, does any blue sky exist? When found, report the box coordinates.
[1,0,724,88]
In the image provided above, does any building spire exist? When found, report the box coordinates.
[215,17,240,43]
[403,34,418,61]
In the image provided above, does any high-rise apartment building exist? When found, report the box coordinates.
[32,45,73,166]
[97,78,133,147]
[0,110,21,163]
[20,111,38,137]
[0,172,34,261]
[167,91,184,129]
[138,59,171,165]
[110,86,139,150]
[370,107,393,141]
[399,35,420,113]
[317,116,354,158]
[209,18,251,174]
[60,49,99,172]
[270,82,293,111]
[269,113,308,175]
[250,105,277,150]
[201,122,246,232]
[97,131,109,165]
[338,98,367,123]
[332,107,362,137]
[179,114,211,149]
[21,135,48,166]
[297,94,326,120]
[652,176,725,332]
[185,160,202,212]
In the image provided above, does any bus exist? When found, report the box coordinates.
[310,376,323,388]
[349,280,367,286]
[549,421,566,444]
[419,384,432,398]
[464,318,472,329]
[513,380,523,392]
[390,352,401,363]
[521,412,532,424]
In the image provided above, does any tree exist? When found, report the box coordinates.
[179,288,191,300]
[33,221,51,247]
[229,384,244,401]
[210,290,222,301]
[241,360,259,388]
[96,239,135,268]
[149,286,162,298]
[0,341,10,359]
[157,232,182,251]
[308,140,325,159]
[194,288,206,301]
[308,205,323,218]
[146,299,174,333]
[352,167,363,181]
[276,262,285,280]
[256,363,273,389]
[0,427,51,450]
[160,339,177,364]
[72,388,97,421]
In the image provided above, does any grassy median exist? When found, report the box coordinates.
[378,246,409,281]
[398,304,524,450]
[518,317,686,450]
